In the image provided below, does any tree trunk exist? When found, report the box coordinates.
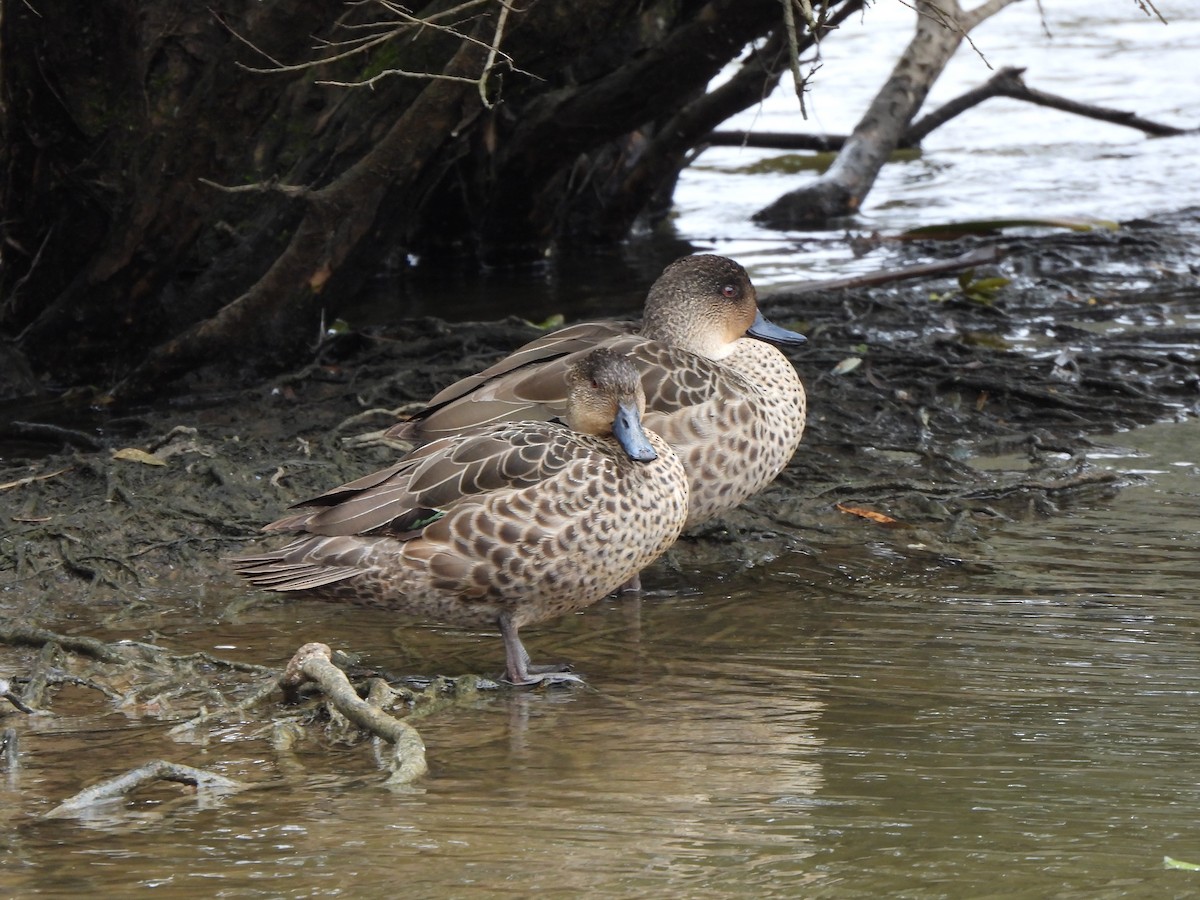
[754,0,1020,229]
[5,0,844,399]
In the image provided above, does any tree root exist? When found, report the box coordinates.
[0,627,488,788]
[44,759,248,818]
[281,643,428,787]
[2,678,39,714]
[0,625,131,664]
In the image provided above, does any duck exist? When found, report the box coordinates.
[232,349,689,685]
[390,254,807,531]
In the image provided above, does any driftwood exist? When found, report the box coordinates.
[754,0,1021,228]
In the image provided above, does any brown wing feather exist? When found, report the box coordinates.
[390,322,636,441]
[264,423,600,538]
[631,341,755,412]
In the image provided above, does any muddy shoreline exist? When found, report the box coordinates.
[3,208,1199,628]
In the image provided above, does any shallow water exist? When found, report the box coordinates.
[4,419,1200,897]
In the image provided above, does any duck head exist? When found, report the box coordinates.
[640,255,805,360]
[566,348,656,462]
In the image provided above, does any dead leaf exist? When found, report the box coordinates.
[831,357,863,376]
[836,502,900,526]
[309,263,333,292]
[112,448,168,467]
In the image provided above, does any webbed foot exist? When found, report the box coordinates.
[499,613,584,686]
[504,666,584,687]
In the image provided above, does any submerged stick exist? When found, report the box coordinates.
[45,760,247,817]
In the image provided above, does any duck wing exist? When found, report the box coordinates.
[391,321,635,441]
[264,422,603,538]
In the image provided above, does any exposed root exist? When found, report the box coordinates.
[281,642,428,786]
[44,760,248,818]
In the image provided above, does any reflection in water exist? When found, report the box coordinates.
[4,423,1200,895]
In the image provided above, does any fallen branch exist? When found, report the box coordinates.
[166,677,282,738]
[756,0,1021,228]
[964,468,1120,500]
[281,643,428,786]
[711,67,1189,154]
[705,130,847,151]
[907,66,1188,144]
[45,760,248,818]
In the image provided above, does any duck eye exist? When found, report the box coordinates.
[721,284,738,299]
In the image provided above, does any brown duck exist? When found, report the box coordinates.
[233,349,688,685]
[391,254,807,530]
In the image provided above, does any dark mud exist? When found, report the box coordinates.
[1,208,1198,744]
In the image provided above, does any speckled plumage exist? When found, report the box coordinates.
[391,255,807,529]
[233,349,688,685]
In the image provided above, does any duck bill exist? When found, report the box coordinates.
[612,401,657,462]
[747,311,807,347]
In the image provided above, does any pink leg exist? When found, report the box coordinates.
[498,613,582,686]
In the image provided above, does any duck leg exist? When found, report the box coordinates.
[498,612,582,686]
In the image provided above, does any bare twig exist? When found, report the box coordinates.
[478,0,511,107]
[991,69,1187,137]
[167,677,283,737]
[318,70,481,89]
[226,0,522,97]
[198,177,310,198]
[0,466,71,493]
[2,683,39,714]
[3,421,102,450]
[1130,0,1167,25]
[779,0,808,118]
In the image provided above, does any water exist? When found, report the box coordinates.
[4,420,1199,896]
[354,2,1198,326]
[676,0,1200,286]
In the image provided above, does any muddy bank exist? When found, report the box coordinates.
[3,210,1199,622]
